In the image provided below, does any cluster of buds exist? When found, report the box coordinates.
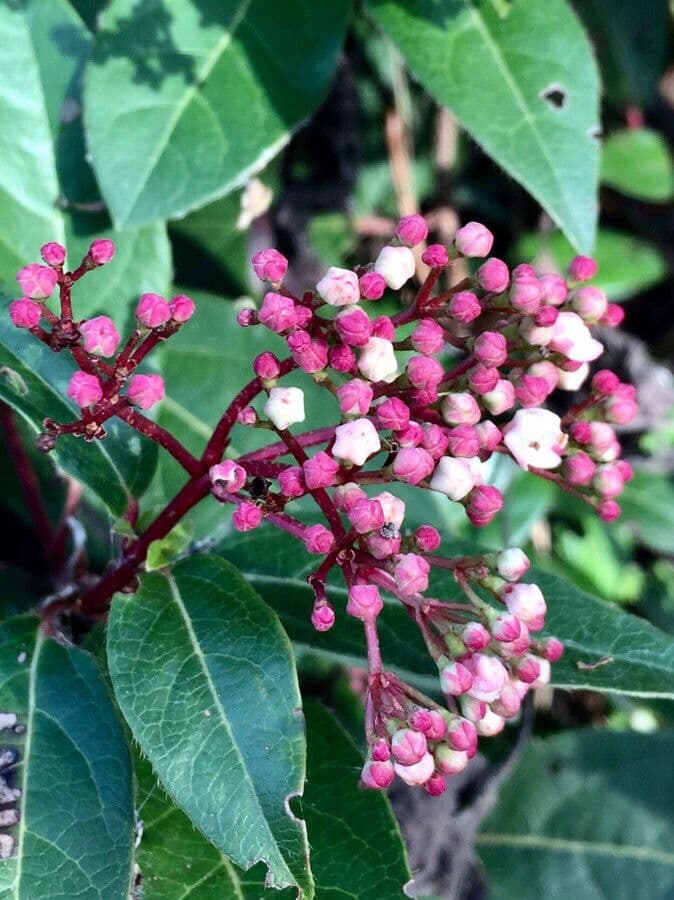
[9,241,194,449]
[8,216,637,793]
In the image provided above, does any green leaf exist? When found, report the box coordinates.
[218,529,674,697]
[366,0,600,252]
[619,471,674,555]
[0,0,171,319]
[478,730,674,899]
[515,228,666,301]
[601,128,674,202]
[107,555,313,896]
[0,317,158,515]
[145,521,194,571]
[133,701,410,898]
[0,614,134,899]
[575,0,669,107]
[84,0,351,228]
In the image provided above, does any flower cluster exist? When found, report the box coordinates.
[9,216,636,795]
[10,241,194,452]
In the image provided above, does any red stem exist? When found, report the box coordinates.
[116,406,200,475]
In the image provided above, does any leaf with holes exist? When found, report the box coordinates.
[0,315,158,515]
[107,555,313,896]
[218,529,674,698]
[84,0,351,228]
[133,701,410,898]
[478,730,674,899]
[0,614,134,899]
[366,0,600,252]
[0,0,171,319]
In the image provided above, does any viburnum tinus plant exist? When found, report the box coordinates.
[11,215,636,797]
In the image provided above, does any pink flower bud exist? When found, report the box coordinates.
[570,421,592,444]
[311,603,335,632]
[232,502,262,532]
[303,451,340,489]
[278,466,305,499]
[534,305,558,327]
[515,375,549,408]
[40,242,66,267]
[16,263,58,299]
[346,583,383,620]
[568,255,597,281]
[491,682,522,718]
[293,305,313,328]
[510,272,542,315]
[501,582,546,623]
[169,294,196,323]
[598,499,621,522]
[421,424,449,459]
[359,271,386,300]
[572,286,608,322]
[236,309,256,327]
[304,523,335,554]
[127,373,165,410]
[441,661,474,696]
[565,453,596,489]
[80,316,121,357]
[9,297,41,328]
[447,717,478,751]
[476,708,506,737]
[589,421,617,455]
[594,464,624,498]
[337,379,374,416]
[468,365,499,395]
[391,728,427,765]
[348,498,385,533]
[482,378,515,415]
[394,752,436,786]
[476,420,502,454]
[541,637,564,662]
[396,213,428,247]
[209,460,247,493]
[67,370,103,407]
[375,245,417,290]
[371,317,394,342]
[393,447,435,485]
[601,303,625,327]
[361,759,395,789]
[287,330,328,374]
[251,248,288,283]
[372,738,391,761]
[414,524,441,552]
[491,613,521,643]
[449,290,481,323]
[496,548,530,581]
[616,460,634,482]
[463,622,491,651]
[237,406,257,425]
[253,351,281,381]
[529,361,559,393]
[259,292,296,333]
[393,553,430,596]
[88,239,116,266]
[466,485,503,527]
[454,221,493,257]
[592,369,620,396]
[425,773,447,797]
[436,746,468,775]
[513,264,536,279]
[396,421,425,447]
[446,424,480,458]
[513,654,541,684]
[333,418,381,466]
[606,392,638,425]
[460,696,487,722]
[409,708,434,736]
[477,257,510,293]
[499,624,531,659]
[407,355,443,391]
[333,483,367,511]
[411,318,444,354]
[441,392,481,426]
[539,272,568,306]
[330,343,356,373]
[317,266,360,306]
[463,653,508,702]
[474,331,507,367]
[421,243,449,267]
[136,293,171,328]
[377,397,410,430]
[367,532,401,559]
[335,306,372,347]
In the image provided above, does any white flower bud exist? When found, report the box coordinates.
[502,408,564,471]
[358,336,398,382]
[374,245,416,290]
[263,386,305,431]
[430,456,482,501]
[332,418,381,466]
[316,267,359,306]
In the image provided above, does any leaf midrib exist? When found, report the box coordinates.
[476,831,674,866]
